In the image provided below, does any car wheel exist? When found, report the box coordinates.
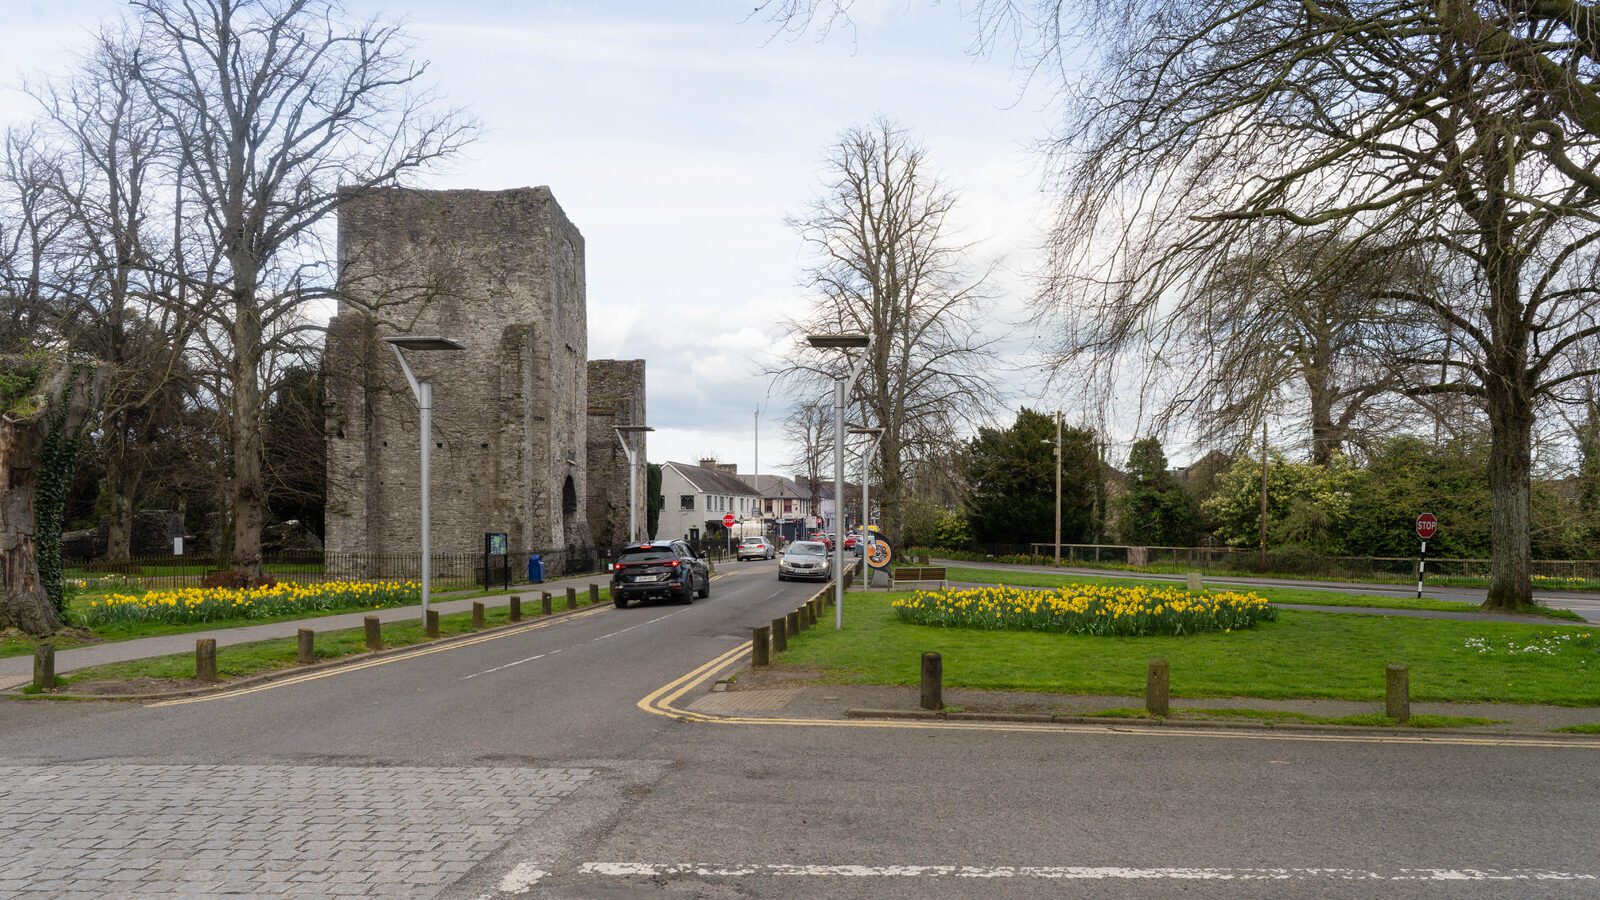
[697,573,711,598]
[778,574,787,581]
[679,583,694,605]
[613,596,628,609]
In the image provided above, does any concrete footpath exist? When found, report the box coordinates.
[0,571,615,690]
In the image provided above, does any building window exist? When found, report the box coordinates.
[783,499,793,513]
[680,495,695,510]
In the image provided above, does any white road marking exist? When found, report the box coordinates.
[497,862,548,893]
[577,862,1599,882]
[462,612,679,679]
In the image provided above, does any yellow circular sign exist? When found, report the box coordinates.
[866,538,893,569]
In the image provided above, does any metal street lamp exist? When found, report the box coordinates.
[806,332,871,629]
[848,425,884,584]
[614,425,654,543]
[384,335,466,622]
[1041,410,1062,566]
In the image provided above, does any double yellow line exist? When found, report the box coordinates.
[152,604,613,707]
[638,642,1600,749]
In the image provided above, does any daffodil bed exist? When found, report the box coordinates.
[73,581,420,627]
[892,584,1275,636]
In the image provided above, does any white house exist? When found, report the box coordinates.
[655,459,764,543]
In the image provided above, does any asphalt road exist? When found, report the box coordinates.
[2,558,1598,898]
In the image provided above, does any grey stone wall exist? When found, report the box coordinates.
[584,360,647,549]
[324,187,591,567]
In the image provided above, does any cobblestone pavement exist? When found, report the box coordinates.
[0,763,591,897]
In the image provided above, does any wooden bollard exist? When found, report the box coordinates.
[771,617,788,652]
[425,609,440,638]
[752,626,771,667]
[509,595,523,622]
[806,600,818,626]
[795,607,809,633]
[1386,663,1410,724]
[296,629,315,665]
[541,592,553,616]
[196,639,218,682]
[589,584,600,606]
[364,615,382,652]
[1146,658,1170,716]
[566,587,577,611]
[786,610,801,637]
[472,602,486,629]
[1186,571,1203,592]
[32,643,55,690]
[920,651,943,710]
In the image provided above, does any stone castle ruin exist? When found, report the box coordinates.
[324,187,645,574]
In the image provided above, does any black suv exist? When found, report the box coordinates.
[609,541,710,607]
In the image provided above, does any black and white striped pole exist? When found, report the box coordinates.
[1415,513,1438,600]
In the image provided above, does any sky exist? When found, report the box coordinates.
[1,0,1086,474]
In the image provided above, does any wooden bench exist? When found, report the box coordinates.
[889,566,948,591]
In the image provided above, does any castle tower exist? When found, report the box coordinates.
[324,187,593,570]
[585,359,648,549]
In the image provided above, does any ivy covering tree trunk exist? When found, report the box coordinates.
[0,355,105,637]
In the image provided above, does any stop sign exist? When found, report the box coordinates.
[1415,513,1438,540]
[722,513,736,528]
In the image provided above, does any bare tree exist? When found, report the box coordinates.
[783,398,830,531]
[32,29,204,562]
[773,119,1004,540]
[1024,0,1600,610]
[0,126,79,350]
[127,0,474,581]
[1151,227,1433,465]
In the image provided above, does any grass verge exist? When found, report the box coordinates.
[782,590,1600,706]
[941,566,1583,619]
[28,588,609,695]
[1083,706,1500,728]
[1552,723,1600,734]
[0,581,607,661]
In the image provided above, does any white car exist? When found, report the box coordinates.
[777,541,832,581]
[737,536,776,560]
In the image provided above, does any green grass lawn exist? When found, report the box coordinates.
[38,588,610,692]
[941,566,1582,619]
[785,591,1600,706]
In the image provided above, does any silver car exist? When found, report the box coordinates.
[737,536,776,560]
[777,540,832,581]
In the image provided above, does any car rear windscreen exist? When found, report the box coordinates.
[740,538,763,545]
[618,548,676,563]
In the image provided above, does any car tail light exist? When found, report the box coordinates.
[665,560,679,567]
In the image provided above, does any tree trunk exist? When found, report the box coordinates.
[1483,378,1534,610]
[229,288,266,583]
[0,359,105,637]
[103,456,137,563]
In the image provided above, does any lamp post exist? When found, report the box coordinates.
[807,331,872,629]
[384,335,466,622]
[848,425,884,584]
[614,425,654,543]
[1041,411,1062,565]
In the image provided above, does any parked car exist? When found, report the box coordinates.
[778,540,832,581]
[812,533,836,551]
[609,541,710,607]
[737,536,776,560]
[843,533,861,553]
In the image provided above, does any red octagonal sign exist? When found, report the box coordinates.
[1415,513,1438,540]
[722,513,736,528]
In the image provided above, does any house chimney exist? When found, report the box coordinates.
[718,463,738,475]
[699,457,718,470]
